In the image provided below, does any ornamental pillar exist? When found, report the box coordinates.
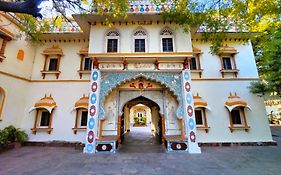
[181,69,201,154]
[84,59,100,154]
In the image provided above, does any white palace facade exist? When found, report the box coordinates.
[0,5,274,153]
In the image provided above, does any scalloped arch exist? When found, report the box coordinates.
[98,72,184,120]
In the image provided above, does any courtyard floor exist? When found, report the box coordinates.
[0,126,281,175]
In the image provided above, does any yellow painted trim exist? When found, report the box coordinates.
[0,26,15,39]
[0,71,30,82]
[0,86,5,121]
[0,12,21,28]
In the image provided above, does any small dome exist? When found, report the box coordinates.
[225,93,251,112]
[74,95,89,109]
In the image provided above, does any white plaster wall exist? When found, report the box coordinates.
[192,80,273,142]
[0,16,36,79]
[31,41,89,80]
[1,39,36,79]
[89,23,192,53]
[20,82,90,142]
[192,41,259,78]
[0,76,29,129]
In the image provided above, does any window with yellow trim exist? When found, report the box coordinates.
[32,108,54,134]
[195,107,209,133]
[229,107,250,132]
[73,108,88,134]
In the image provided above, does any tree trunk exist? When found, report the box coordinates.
[0,0,42,18]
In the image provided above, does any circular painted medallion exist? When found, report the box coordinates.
[184,71,190,81]
[90,93,97,104]
[91,82,98,92]
[90,105,96,116]
[185,82,191,92]
[188,118,195,130]
[86,144,94,152]
[88,118,95,130]
[87,130,94,143]
[102,145,107,150]
[187,105,193,117]
[176,144,182,150]
[186,94,192,104]
[92,71,98,81]
[190,131,196,142]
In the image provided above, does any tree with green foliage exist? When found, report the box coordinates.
[250,26,281,97]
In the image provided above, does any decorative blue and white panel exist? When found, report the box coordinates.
[84,69,101,154]
[167,141,188,152]
[96,141,116,153]
[181,70,201,154]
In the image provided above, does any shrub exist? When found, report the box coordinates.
[0,129,9,146]
[3,125,17,143]
[15,129,28,143]
[142,117,147,124]
[0,125,28,146]
[133,116,139,124]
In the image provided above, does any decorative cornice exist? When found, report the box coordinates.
[0,71,259,83]
[89,52,193,58]
[42,44,63,55]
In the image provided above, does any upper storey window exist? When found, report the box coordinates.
[83,57,92,71]
[106,31,119,53]
[48,58,58,71]
[222,57,232,70]
[41,45,63,79]
[160,28,174,52]
[218,45,239,78]
[133,29,147,52]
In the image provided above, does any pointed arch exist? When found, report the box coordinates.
[133,27,148,36]
[160,27,173,36]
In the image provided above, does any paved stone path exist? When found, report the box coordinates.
[0,126,281,175]
[118,125,165,153]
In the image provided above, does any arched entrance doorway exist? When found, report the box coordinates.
[118,96,165,153]
[94,76,193,153]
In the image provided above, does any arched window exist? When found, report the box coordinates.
[0,87,6,121]
[106,30,120,53]
[29,95,57,134]
[160,28,174,52]
[133,29,148,52]
[225,93,251,132]
[193,94,211,133]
